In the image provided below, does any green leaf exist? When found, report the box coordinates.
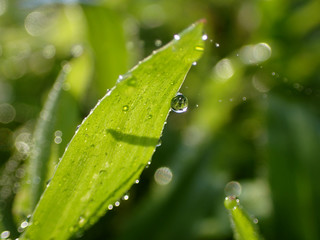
[22,20,205,240]
[82,5,128,97]
[224,197,260,240]
[29,67,69,211]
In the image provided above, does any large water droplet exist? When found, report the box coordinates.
[171,93,188,113]
[224,181,242,197]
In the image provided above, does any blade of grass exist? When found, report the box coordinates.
[29,66,70,211]
[82,5,128,97]
[224,196,260,240]
[22,20,205,240]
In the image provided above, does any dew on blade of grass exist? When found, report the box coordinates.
[202,34,208,41]
[1,230,10,239]
[114,201,120,207]
[156,138,162,147]
[20,220,29,229]
[174,34,180,40]
[108,204,113,210]
[171,93,188,113]
[78,216,86,227]
[192,61,197,66]
[224,181,242,197]
[215,43,220,47]
[122,194,129,201]
[135,179,140,184]
[122,105,129,112]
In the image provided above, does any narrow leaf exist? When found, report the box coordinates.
[82,5,128,96]
[29,66,69,210]
[224,196,260,240]
[22,20,205,240]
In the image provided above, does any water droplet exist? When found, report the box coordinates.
[0,230,10,239]
[78,216,86,227]
[148,114,152,119]
[192,61,197,66]
[122,105,129,112]
[135,179,140,184]
[54,136,62,144]
[253,218,259,224]
[215,43,220,47]
[194,45,204,52]
[156,139,162,147]
[171,93,188,113]
[242,97,247,101]
[114,201,120,207]
[154,167,173,185]
[54,130,62,137]
[122,194,129,201]
[155,39,162,47]
[21,220,29,229]
[224,181,242,197]
[173,34,180,40]
[202,34,208,41]
[108,204,113,210]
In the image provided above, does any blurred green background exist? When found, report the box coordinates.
[0,0,320,239]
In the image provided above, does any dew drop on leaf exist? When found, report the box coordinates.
[224,181,242,197]
[0,230,10,239]
[108,204,113,210]
[122,105,129,112]
[171,93,188,113]
[122,194,129,201]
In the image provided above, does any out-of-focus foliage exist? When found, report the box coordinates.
[0,0,319,239]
